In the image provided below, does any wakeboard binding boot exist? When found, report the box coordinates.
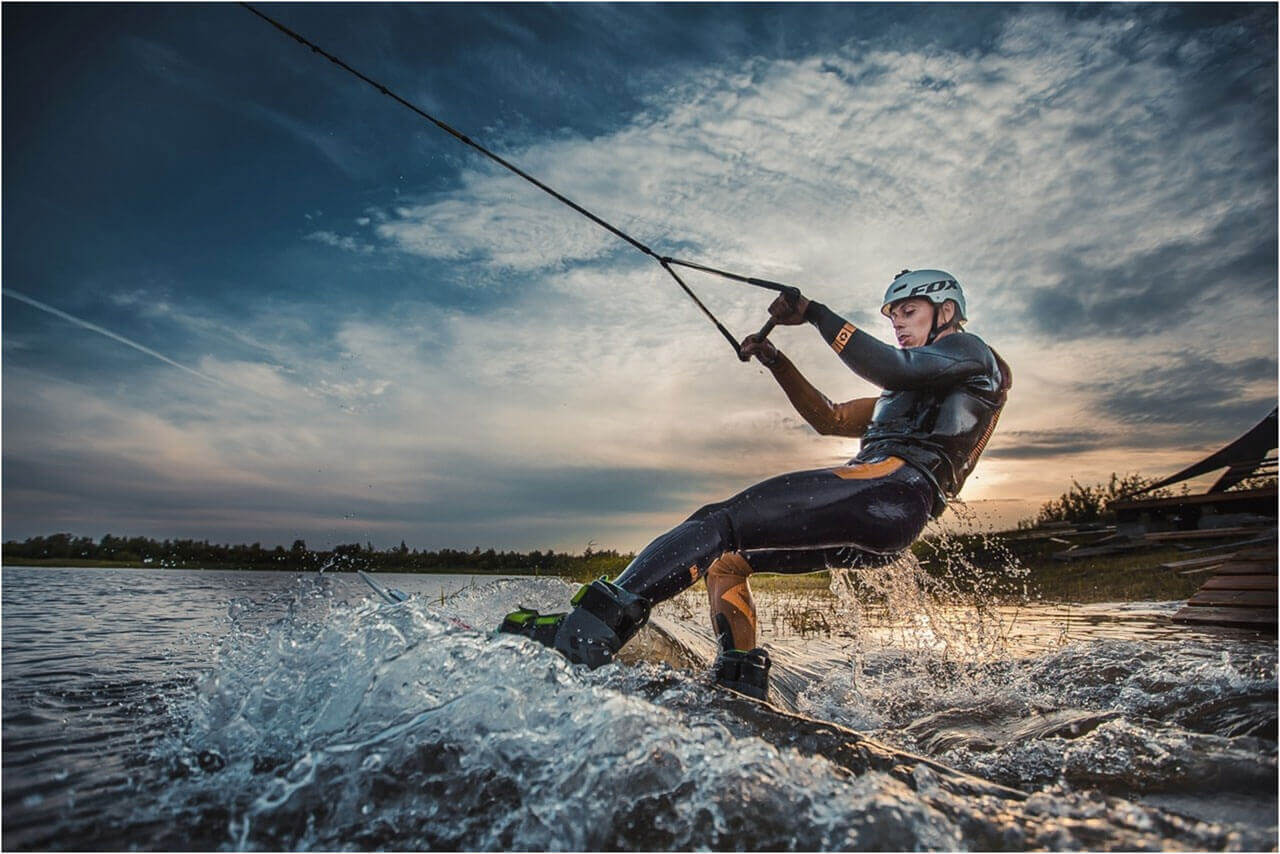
[498,578,650,669]
[711,615,772,701]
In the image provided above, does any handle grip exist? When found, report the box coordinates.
[738,317,778,362]
[738,287,801,362]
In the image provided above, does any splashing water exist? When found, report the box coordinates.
[814,506,1036,729]
[157,579,976,851]
[140,564,1273,851]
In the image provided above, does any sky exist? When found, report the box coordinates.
[3,3,1276,553]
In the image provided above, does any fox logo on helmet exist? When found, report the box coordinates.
[908,279,958,297]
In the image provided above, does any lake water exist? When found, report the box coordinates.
[3,566,1275,850]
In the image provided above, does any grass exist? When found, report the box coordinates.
[720,545,1213,605]
[1016,546,1207,603]
[747,572,833,592]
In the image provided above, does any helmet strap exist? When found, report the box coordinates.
[926,301,957,345]
[926,303,941,345]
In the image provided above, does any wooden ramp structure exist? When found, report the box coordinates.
[1108,408,1278,631]
[1110,407,1277,534]
[1172,547,1277,630]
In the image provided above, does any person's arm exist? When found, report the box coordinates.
[768,353,877,437]
[740,335,876,437]
[803,301,987,390]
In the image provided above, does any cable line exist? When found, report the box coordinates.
[241,3,800,357]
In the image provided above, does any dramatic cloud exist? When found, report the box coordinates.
[3,5,1275,549]
[984,430,1114,460]
[1087,352,1277,437]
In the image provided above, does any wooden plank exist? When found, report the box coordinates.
[1173,536,1277,556]
[1170,559,1277,574]
[1145,527,1269,542]
[1187,589,1278,607]
[1172,605,1277,628]
[1004,529,1079,541]
[1005,527,1115,541]
[1200,575,1277,591]
[1212,560,1277,575]
[1052,542,1145,561]
[1236,546,1279,561]
[1179,564,1225,576]
[1112,486,1278,511]
[1161,553,1239,570]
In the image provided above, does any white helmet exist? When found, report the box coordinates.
[880,269,967,321]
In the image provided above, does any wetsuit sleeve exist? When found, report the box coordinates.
[804,301,989,391]
[768,353,877,437]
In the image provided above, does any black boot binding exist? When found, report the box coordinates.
[498,578,650,669]
[711,615,772,701]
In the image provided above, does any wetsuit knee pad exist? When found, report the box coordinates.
[706,551,752,581]
[683,502,737,560]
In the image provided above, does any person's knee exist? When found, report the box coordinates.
[706,551,752,581]
[687,501,722,523]
[686,504,736,554]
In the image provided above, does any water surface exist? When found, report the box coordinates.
[3,566,1275,850]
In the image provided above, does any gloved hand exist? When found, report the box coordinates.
[739,333,780,367]
[767,292,810,325]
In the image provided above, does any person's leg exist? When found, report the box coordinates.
[703,551,771,698]
[704,544,898,652]
[613,458,932,604]
[702,545,897,700]
[705,552,758,651]
[500,459,932,670]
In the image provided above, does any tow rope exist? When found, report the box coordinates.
[241,4,800,359]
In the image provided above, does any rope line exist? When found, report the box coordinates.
[658,260,742,351]
[240,3,800,353]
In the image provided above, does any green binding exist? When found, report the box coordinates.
[498,577,650,668]
[711,647,772,701]
[711,613,771,701]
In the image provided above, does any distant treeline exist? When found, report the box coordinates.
[2,533,634,579]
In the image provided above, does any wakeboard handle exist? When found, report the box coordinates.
[737,285,800,362]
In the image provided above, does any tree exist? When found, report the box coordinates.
[1027,472,1176,527]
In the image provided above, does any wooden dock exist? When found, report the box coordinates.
[1171,547,1277,630]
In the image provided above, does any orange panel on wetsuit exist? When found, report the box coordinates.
[706,552,757,651]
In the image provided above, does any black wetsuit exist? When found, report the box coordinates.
[612,301,1010,605]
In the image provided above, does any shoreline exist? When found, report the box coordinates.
[1,559,546,574]
[2,553,1209,604]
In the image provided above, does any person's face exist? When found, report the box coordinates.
[887,297,938,348]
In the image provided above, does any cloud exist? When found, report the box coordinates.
[5,6,1274,550]
[306,230,376,255]
[126,32,373,181]
[348,5,1274,346]
[1085,352,1277,438]
[984,429,1112,460]
[1023,205,1277,338]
